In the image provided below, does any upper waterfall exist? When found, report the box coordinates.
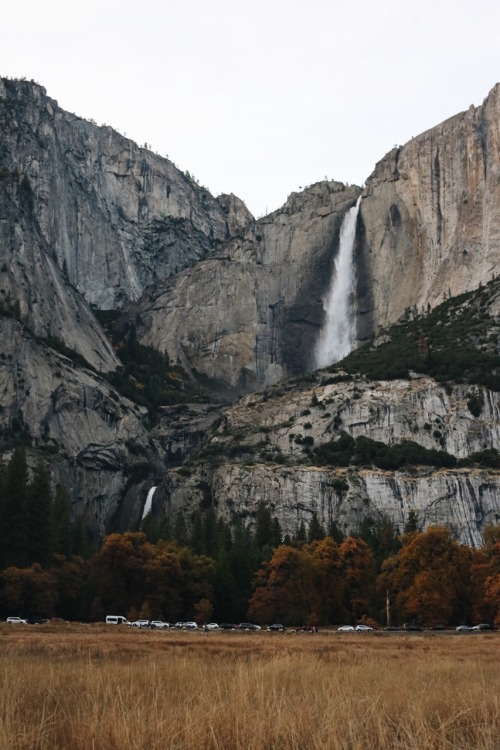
[314,196,361,368]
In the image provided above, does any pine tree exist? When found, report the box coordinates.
[173,511,188,546]
[1,447,29,568]
[27,462,53,565]
[307,512,325,542]
[52,486,73,556]
[254,502,274,551]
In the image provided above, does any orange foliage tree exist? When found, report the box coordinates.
[339,537,374,622]
[88,532,215,622]
[377,527,473,626]
[0,563,58,616]
[247,539,344,626]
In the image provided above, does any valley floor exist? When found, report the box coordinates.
[1,624,499,749]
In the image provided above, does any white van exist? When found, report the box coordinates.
[105,615,129,625]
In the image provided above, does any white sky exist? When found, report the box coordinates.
[2,0,500,217]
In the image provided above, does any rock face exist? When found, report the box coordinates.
[136,182,361,390]
[161,463,500,548]
[157,374,500,546]
[357,83,500,339]
[0,78,252,310]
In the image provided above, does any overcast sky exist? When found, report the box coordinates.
[3,0,500,217]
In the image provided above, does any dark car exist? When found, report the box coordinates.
[238,623,261,631]
[472,623,495,631]
[26,616,49,625]
[219,623,237,630]
[267,624,286,631]
[296,625,318,632]
[403,623,423,631]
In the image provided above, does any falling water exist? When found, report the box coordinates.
[141,486,157,521]
[314,196,361,368]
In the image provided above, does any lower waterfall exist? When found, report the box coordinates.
[314,196,361,368]
[141,486,157,521]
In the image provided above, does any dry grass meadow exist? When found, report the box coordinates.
[1,623,499,750]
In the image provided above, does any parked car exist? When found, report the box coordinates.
[204,623,219,630]
[26,616,49,625]
[174,622,186,629]
[403,623,423,631]
[472,623,495,631]
[456,625,472,632]
[355,624,374,631]
[6,616,27,624]
[267,624,286,631]
[238,623,261,631]
[383,626,401,631]
[131,619,150,628]
[337,625,355,632]
[295,625,318,632]
[219,623,238,630]
[150,620,169,629]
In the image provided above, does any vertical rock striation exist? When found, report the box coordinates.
[357,83,500,337]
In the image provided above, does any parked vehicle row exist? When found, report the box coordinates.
[6,616,496,631]
[104,617,272,630]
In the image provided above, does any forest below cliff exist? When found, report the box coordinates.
[2,447,500,626]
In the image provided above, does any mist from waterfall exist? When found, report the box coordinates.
[314,196,361,368]
[141,486,157,521]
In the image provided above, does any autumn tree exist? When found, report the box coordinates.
[339,536,375,622]
[247,544,320,625]
[377,526,473,626]
[304,537,344,624]
[0,563,58,617]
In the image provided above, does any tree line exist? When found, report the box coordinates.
[1,448,499,625]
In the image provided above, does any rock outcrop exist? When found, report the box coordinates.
[156,373,500,546]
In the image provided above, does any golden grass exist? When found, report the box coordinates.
[1,624,499,749]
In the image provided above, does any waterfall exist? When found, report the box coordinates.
[314,196,361,368]
[141,486,157,521]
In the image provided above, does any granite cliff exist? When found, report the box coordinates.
[356,83,500,340]
[2,77,500,546]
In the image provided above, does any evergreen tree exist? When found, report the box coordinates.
[254,502,274,551]
[27,462,53,566]
[52,486,73,556]
[229,517,256,620]
[1,447,29,568]
[404,510,419,534]
[189,509,204,554]
[327,518,345,544]
[307,512,325,542]
[202,507,218,558]
[271,517,283,548]
[294,519,307,546]
[173,511,188,547]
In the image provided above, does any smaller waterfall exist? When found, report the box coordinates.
[141,486,157,521]
[314,196,361,368]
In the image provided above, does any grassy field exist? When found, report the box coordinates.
[1,624,499,749]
